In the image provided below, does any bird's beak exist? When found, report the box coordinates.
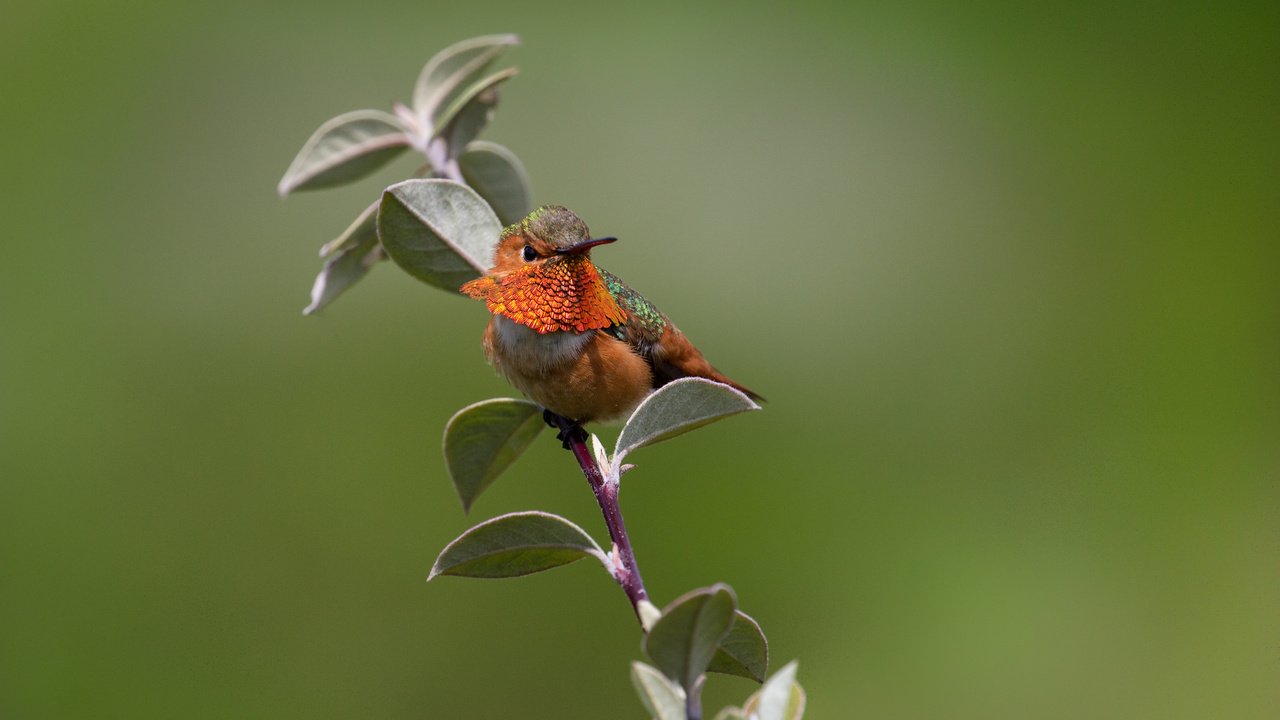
[557,236,617,255]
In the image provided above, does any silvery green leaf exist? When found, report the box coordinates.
[631,662,687,720]
[319,201,378,259]
[428,511,610,580]
[302,229,383,315]
[614,378,761,469]
[459,141,534,226]
[643,584,737,691]
[443,398,545,512]
[278,110,410,195]
[743,661,803,720]
[708,610,769,682]
[437,67,519,153]
[712,709,748,720]
[391,101,418,130]
[377,179,500,293]
[412,34,519,125]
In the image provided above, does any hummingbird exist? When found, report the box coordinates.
[460,205,761,439]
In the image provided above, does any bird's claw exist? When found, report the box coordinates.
[543,409,587,450]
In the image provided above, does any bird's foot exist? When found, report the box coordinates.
[543,409,587,450]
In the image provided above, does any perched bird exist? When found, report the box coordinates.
[461,205,761,435]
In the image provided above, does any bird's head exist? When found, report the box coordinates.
[486,205,617,276]
[460,205,625,334]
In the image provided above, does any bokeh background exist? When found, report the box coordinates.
[3,1,1276,717]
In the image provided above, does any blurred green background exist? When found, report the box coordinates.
[3,0,1276,717]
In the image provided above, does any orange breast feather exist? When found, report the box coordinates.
[461,259,626,334]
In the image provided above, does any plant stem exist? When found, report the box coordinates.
[554,420,649,621]
[686,685,703,720]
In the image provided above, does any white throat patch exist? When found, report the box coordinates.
[493,315,592,373]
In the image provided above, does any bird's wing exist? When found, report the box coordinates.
[598,269,763,400]
[598,269,668,362]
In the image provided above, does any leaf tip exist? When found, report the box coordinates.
[710,582,739,606]
[302,271,327,316]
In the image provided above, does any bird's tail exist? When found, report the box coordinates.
[652,326,765,403]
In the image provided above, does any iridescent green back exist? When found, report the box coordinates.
[598,268,667,348]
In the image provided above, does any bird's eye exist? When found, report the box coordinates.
[521,245,538,262]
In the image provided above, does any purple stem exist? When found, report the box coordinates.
[553,421,700,707]
[559,428,649,620]
[686,681,703,720]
